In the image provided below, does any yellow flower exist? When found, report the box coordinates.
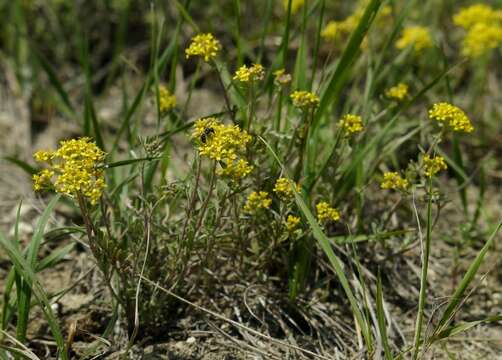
[380,172,409,190]
[290,90,319,109]
[321,21,339,40]
[339,114,364,136]
[316,201,340,223]
[32,169,54,191]
[321,5,391,42]
[423,154,447,178]
[273,177,300,200]
[185,33,221,62]
[461,23,502,58]
[32,137,106,205]
[192,117,251,161]
[273,69,292,86]
[244,191,272,214]
[396,26,433,52]
[428,102,474,133]
[217,158,253,180]
[321,10,361,41]
[283,0,304,14]
[453,4,501,30]
[385,83,409,101]
[285,215,301,232]
[233,64,265,83]
[33,150,53,162]
[192,118,253,180]
[158,85,176,113]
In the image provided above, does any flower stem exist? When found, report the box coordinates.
[412,176,434,359]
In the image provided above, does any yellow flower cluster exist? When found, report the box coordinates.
[192,118,253,180]
[428,102,474,133]
[33,137,106,205]
[396,26,433,52]
[453,4,502,58]
[453,4,502,30]
[273,69,292,86]
[423,154,447,178]
[285,215,301,232]
[321,6,365,40]
[192,117,251,161]
[282,0,304,15]
[273,177,300,200]
[217,158,253,180]
[321,5,391,42]
[321,21,339,40]
[380,172,409,191]
[158,85,176,113]
[339,114,364,136]
[316,201,340,223]
[290,90,319,110]
[385,83,409,101]
[461,23,502,58]
[233,64,265,83]
[244,191,272,214]
[185,33,221,62]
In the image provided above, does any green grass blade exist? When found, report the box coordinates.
[26,195,61,267]
[432,221,501,337]
[16,195,60,346]
[112,22,180,153]
[36,243,74,272]
[0,230,67,359]
[335,63,461,197]
[1,269,16,331]
[431,315,502,342]
[292,1,308,91]
[173,0,199,32]
[281,0,293,68]
[85,93,106,152]
[33,49,75,116]
[3,156,38,176]
[309,0,325,89]
[104,156,161,169]
[293,191,371,348]
[377,272,393,360]
[260,136,371,349]
[313,0,382,127]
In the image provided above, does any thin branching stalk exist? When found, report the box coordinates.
[213,61,236,123]
[180,157,202,245]
[247,83,256,132]
[179,61,201,122]
[412,176,434,359]
[194,160,217,237]
[273,89,284,152]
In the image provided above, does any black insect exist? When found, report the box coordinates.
[200,127,215,143]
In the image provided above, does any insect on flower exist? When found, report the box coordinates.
[200,126,215,144]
